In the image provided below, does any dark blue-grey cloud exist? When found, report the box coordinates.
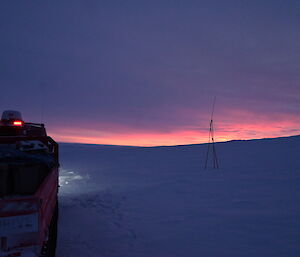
[0,0,299,140]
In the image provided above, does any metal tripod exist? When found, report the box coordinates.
[204,97,219,169]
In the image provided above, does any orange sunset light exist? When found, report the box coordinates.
[48,117,300,147]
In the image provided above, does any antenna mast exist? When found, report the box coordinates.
[204,97,219,169]
[40,83,45,124]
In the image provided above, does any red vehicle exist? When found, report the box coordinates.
[0,111,59,257]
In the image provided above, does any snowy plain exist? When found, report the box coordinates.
[56,135,300,257]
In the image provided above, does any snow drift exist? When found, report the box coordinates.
[56,135,300,257]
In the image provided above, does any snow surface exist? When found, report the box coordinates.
[56,136,300,257]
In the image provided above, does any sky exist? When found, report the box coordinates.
[0,0,299,146]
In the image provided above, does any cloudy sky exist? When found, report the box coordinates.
[0,0,299,146]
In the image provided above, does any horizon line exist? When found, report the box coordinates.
[56,134,300,148]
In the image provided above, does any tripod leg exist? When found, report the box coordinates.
[212,143,219,169]
[204,141,211,169]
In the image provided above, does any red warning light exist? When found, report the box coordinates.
[13,121,23,126]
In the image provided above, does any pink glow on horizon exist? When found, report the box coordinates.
[48,115,300,146]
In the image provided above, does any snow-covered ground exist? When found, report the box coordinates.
[56,136,300,257]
